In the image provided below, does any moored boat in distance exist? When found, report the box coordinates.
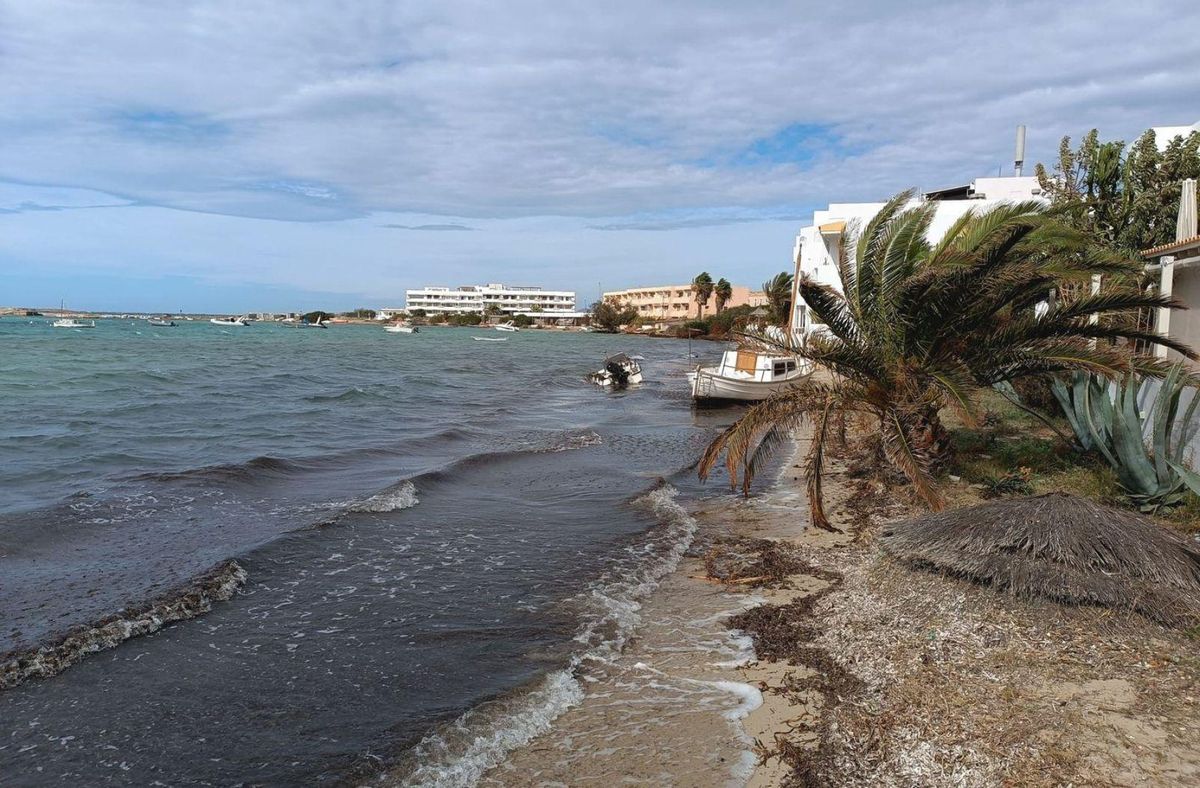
[384,323,418,334]
[688,349,811,403]
[473,336,507,342]
[147,317,177,327]
[494,321,519,332]
[210,316,250,327]
[51,318,96,329]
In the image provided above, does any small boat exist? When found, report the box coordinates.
[473,336,507,342]
[494,321,520,332]
[297,319,328,328]
[588,353,643,389]
[52,318,95,329]
[688,349,811,403]
[147,317,177,327]
[210,316,250,327]
[385,324,418,334]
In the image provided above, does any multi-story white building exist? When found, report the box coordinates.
[788,174,1045,337]
[400,283,577,316]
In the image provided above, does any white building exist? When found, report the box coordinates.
[401,283,577,316]
[788,175,1045,337]
[1151,121,1200,152]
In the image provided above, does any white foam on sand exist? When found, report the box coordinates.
[389,484,699,787]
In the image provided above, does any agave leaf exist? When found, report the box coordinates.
[1166,458,1200,499]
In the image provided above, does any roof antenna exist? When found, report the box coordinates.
[1014,125,1026,177]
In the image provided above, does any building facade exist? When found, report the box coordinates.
[788,175,1045,338]
[601,283,755,323]
[401,283,576,315]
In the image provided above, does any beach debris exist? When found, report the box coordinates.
[0,560,247,691]
[702,537,815,587]
[879,492,1200,625]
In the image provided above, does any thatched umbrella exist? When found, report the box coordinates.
[879,493,1200,626]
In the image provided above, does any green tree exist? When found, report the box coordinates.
[762,271,794,325]
[699,191,1189,530]
[1036,127,1200,254]
[591,298,638,333]
[301,310,331,324]
[692,272,714,318]
[714,278,733,313]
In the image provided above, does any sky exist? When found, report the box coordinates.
[1,1,1198,313]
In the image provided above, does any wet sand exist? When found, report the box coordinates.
[484,439,840,787]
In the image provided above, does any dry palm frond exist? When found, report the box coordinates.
[879,493,1200,626]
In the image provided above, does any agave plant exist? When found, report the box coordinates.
[699,190,1193,530]
[1052,364,1200,511]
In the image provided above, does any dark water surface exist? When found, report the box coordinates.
[0,319,735,785]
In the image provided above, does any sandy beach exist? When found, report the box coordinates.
[486,424,1200,786]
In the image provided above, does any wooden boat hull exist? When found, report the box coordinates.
[688,366,810,403]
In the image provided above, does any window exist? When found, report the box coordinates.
[773,362,787,376]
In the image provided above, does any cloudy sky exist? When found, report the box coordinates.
[2,1,1198,312]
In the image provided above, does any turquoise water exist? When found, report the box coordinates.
[0,317,735,785]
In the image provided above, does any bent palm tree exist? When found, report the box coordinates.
[762,271,794,325]
[699,191,1192,530]
[692,272,714,318]
[714,278,733,313]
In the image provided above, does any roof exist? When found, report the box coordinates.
[1142,234,1200,258]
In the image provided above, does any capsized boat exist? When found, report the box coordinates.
[688,349,811,403]
[384,323,418,334]
[494,321,520,332]
[210,316,250,326]
[52,318,95,329]
[588,353,643,389]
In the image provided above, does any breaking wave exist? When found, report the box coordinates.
[350,481,420,513]
[388,483,697,786]
[0,560,247,691]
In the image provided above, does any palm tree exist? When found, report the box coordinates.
[692,272,714,318]
[699,191,1191,530]
[762,271,794,325]
[714,278,733,313]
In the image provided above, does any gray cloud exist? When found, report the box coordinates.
[0,1,1196,224]
[379,223,476,231]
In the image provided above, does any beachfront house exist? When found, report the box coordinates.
[1142,178,1200,365]
[787,174,1045,340]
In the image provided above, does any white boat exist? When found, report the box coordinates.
[688,349,811,403]
[588,353,643,388]
[147,317,177,327]
[473,336,507,342]
[210,316,250,326]
[385,324,418,334]
[494,321,520,332]
[297,319,327,328]
[52,318,95,329]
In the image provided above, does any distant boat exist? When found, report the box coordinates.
[473,336,507,342]
[494,321,520,332]
[52,318,95,329]
[210,316,250,327]
[147,317,177,327]
[298,319,328,328]
[385,324,418,334]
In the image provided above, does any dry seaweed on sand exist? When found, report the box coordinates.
[702,536,829,587]
[879,492,1200,626]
